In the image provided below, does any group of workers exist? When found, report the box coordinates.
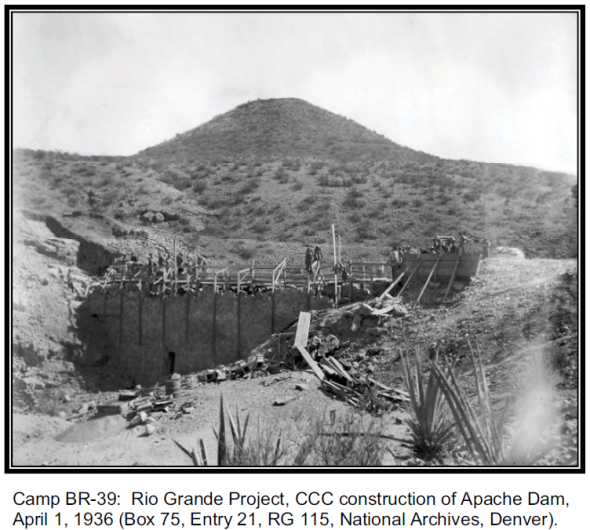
[386,233,491,279]
[105,251,208,283]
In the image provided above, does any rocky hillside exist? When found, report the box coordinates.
[139,98,434,163]
[12,98,578,260]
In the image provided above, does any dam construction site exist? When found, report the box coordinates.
[11,98,578,468]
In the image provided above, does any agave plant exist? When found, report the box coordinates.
[400,349,454,462]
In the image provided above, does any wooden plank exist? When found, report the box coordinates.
[443,248,463,302]
[398,255,421,295]
[413,253,443,309]
[296,344,325,381]
[294,311,312,349]
[376,267,409,301]
[328,357,356,385]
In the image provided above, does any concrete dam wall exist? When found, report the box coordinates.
[79,287,332,385]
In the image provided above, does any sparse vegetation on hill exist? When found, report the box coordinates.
[139,98,435,163]
[13,98,577,259]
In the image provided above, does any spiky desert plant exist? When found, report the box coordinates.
[400,349,454,462]
[172,437,209,466]
[429,340,511,465]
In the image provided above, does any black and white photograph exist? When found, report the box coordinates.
[8,7,580,470]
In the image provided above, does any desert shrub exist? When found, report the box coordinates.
[356,220,377,240]
[292,412,385,466]
[273,167,290,183]
[291,179,304,191]
[351,173,368,184]
[343,187,365,208]
[296,195,318,212]
[251,221,268,234]
[97,173,115,188]
[221,173,236,183]
[192,180,208,194]
[239,180,260,195]
[234,245,254,261]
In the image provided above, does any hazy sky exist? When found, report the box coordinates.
[12,11,578,173]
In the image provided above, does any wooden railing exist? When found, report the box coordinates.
[89,254,479,302]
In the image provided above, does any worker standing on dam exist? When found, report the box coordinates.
[305,246,313,273]
[388,246,402,280]
[313,245,323,263]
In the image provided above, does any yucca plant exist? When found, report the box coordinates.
[400,349,454,462]
[429,340,511,465]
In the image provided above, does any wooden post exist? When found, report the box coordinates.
[349,260,354,302]
[185,292,190,345]
[237,290,241,359]
[369,265,374,299]
[250,260,255,290]
[212,288,217,360]
[161,297,166,347]
[443,249,463,302]
[118,290,124,346]
[173,239,177,296]
[332,225,338,305]
[414,254,443,309]
[362,263,366,293]
[271,291,276,334]
[138,289,143,345]
[283,258,287,288]
[272,262,276,293]
[338,235,341,262]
